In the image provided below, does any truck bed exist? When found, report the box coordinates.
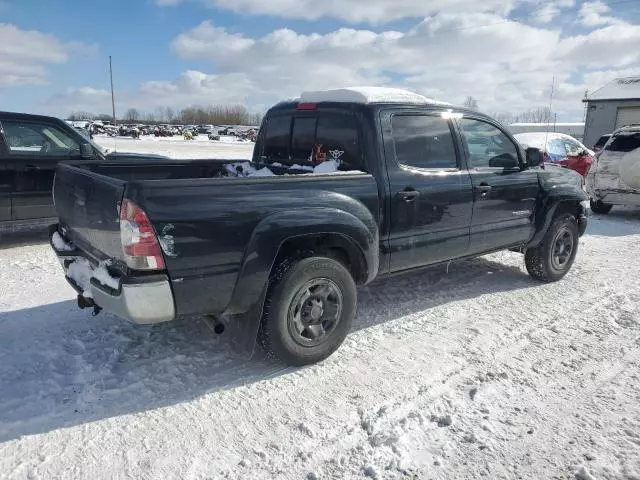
[53,159,379,318]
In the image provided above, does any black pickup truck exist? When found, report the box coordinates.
[50,88,588,366]
[0,111,168,226]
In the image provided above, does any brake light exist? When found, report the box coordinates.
[297,103,317,110]
[119,199,165,270]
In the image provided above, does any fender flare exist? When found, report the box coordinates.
[224,207,378,317]
[527,191,588,247]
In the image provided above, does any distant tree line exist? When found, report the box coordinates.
[67,105,263,126]
[463,96,557,125]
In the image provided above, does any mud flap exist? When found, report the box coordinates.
[219,289,267,360]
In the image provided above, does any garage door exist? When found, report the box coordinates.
[615,106,640,129]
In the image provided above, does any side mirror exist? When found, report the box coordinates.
[80,143,94,159]
[525,147,544,167]
[489,153,519,169]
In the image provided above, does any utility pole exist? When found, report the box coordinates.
[109,56,116,126]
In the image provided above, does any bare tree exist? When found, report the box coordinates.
[123,108,140,122]
[154,106,166,123]
[68,111,95,121]
[490,112,515,125]
[165,107,175,124]
[463,96,479,110]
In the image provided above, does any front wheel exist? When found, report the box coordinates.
[525,213,579,282]
[590,199,613,214]
[260,257,357,366]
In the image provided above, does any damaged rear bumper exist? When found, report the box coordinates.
[49,225,175,325]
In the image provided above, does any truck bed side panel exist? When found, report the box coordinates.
[129,175,380,317]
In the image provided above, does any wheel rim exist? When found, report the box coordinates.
[287,278,343,347]
[551,227,574,270]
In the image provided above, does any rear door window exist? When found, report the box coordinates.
[605,131,640,153]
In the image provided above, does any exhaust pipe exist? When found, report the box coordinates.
[204,316,226,335]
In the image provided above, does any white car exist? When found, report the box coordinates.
[586,125,640,213]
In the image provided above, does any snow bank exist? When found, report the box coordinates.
[51,231,74,252]
[299,87,449,106]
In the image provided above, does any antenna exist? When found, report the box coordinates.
[544,76,555,147]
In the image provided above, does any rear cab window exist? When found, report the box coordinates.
[258,109,364,172]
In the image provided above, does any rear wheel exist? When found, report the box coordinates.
[525,213,579,282]
[260,257,357,366]
[590,199,613,214]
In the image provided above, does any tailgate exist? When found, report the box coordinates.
[54,163,126,262]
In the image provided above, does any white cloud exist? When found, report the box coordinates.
[156,0,516,24]
[578,0,619,26]
[50,7,640,120]
[0,23,94,87]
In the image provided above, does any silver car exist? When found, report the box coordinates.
[586,124,640,213]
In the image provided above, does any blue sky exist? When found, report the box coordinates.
[1,0,639,120]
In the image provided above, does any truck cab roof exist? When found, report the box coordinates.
[272,86,452,109]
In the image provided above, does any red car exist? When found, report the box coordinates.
[514,132,594,179]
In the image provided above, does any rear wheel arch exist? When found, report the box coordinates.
[273,233,367,285]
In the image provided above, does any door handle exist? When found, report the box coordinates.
[397,188,420,202]
[25,165,41,171]
[475,183,492,197]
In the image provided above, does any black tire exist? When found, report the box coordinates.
[260,257,357,366]
[590,199,613,214]
[525,213,579,282]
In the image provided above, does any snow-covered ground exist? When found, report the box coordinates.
[1,208,640,480]
[93,134,255,160]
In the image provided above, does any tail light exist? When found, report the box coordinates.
[120,199,165,270]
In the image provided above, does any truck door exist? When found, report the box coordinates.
[381,110,473,272]
[0,119,83,221]
[455,117,539,254]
